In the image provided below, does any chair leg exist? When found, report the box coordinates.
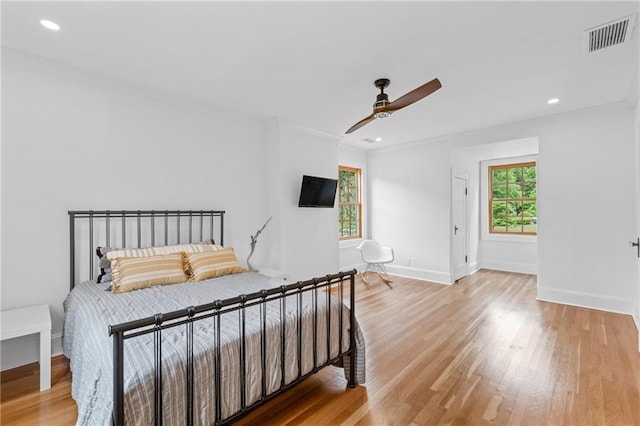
[359,263,393,288]
[377,264,393,288]
[359,264,372,286]
[360,271,371,286]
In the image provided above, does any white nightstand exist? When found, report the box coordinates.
[258,268,289,285]
[0,304,51,391]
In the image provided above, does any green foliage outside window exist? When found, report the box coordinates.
[490,163,536,234]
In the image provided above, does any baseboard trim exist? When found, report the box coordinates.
[468,261,480,275]
[340,263,366,273]
[536,286,634,316]
[385,265,451,285]
[340,263,451,284]
[635,314,640,352]
[480,259,538,275]
[1,332,63,371]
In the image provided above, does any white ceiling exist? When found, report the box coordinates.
[2,1,639,149]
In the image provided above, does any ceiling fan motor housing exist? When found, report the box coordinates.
[373,78,391,109]
[374,93,390,108]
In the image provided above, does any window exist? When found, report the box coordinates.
[338,166,362,240]
[489,161,537,235]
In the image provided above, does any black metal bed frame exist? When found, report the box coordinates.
[68,210,357,425]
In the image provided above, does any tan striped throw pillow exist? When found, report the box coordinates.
[111,252,189,294]
[185,248,246,281]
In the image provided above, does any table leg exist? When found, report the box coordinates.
[40,329,51,391]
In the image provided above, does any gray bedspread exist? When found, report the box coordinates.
[63,272,365,425]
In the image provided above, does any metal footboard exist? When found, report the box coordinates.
[108,270,357,426]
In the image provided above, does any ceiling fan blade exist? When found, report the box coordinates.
[383,78,442,113]
[345,113,376,134]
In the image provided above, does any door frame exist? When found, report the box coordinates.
[634,105,640,351]
[450,168,469,282]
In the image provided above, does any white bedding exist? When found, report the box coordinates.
[63,271,365,425]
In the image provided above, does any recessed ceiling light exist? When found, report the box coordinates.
[547,98,559,104]
[40,19,61,31]
[375,137,382,142]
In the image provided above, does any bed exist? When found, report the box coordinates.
[63,210,365,425]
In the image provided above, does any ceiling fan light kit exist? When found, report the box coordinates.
[346,77,442,134]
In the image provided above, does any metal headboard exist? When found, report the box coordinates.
[68,210,225,290]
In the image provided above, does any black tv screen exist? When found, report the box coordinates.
[298,175,338,208]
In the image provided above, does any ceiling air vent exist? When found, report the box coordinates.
[584,14,636,53]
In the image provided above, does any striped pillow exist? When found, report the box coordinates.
[111,252,189,294]
[185,248,246,281]
[99,240,219,282]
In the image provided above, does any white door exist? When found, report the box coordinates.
[452,176,468,281]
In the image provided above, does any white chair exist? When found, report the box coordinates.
[356,240,394,288]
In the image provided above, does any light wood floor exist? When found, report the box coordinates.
[1,270,638,425]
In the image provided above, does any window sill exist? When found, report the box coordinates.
[339,238,363,249]
[482,233,537,243]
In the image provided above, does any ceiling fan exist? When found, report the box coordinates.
[345,78,442,134]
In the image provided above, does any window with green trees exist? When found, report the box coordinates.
[489,162,537,235]
[339,166,362,240]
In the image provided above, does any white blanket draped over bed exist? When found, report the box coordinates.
[63,271,365,425]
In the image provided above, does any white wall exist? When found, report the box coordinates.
[369,141,453,283]
[536,106,637,314]
[338,144,368,271]
[368,103,638,316]
[1,53,271,369]
[266,120,340,281]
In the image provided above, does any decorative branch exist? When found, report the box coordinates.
[247,217,272,272]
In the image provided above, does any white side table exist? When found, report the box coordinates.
[0,304,51,391]
[258,268,289,285]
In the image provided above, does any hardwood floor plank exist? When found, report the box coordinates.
[0,356,76,425]
[1,270,638,425]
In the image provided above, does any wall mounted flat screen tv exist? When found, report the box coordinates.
[298,175,338,208]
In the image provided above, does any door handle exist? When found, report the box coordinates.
[454,225,459,235]
[630,238,639,258]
